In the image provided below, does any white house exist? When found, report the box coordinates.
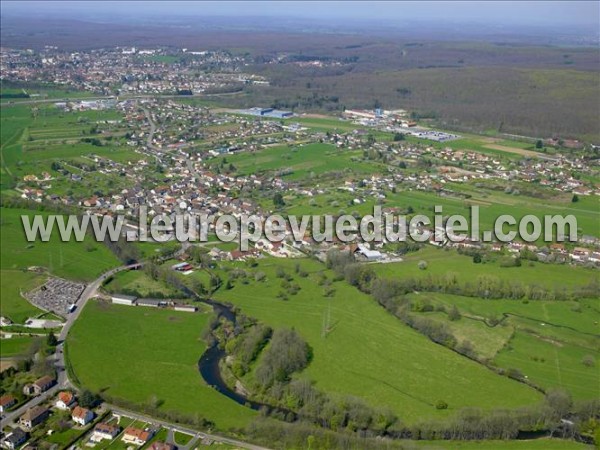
[55,391,75,410]
[71,406,94,426]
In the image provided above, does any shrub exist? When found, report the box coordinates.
[436,400,448,410]
[582,354,596,367]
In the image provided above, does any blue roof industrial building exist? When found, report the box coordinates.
[238,107,293,119]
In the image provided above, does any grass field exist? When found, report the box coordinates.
[0,269,46,323]
[0,207,120,281]
[214,142,384,180]
[211,257,542,423]
[102,270,182,298]
[1,81,95,103]
[173,430,194,446]
[67,301,256,430]
[372,247,598,292]
[413,438,593,449]
[1,104,140,192]
[0,335,40,356]
[264,174,599,239]
[403,292,600,400]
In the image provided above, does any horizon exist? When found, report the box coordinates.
[2,1,599,29]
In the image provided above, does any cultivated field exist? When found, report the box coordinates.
[1,104,142,193]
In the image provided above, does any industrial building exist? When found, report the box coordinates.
[238,107,293,119]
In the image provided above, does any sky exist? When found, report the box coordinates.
[2,1,599,28]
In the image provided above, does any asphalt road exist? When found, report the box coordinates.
[109,406,271,450]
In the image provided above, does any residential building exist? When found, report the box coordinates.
[19,406,50,429]
[122,427,154,446]
[149,442,176,450]
[55,391,75,410]
[71,406,94,426]
[0,394,17,413]
[91,423,120,442]
[32,376,55,395]
[2,428,28,450]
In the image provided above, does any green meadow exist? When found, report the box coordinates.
[413,438,593,449]
[1,82,95,103]
[403,292,599,400]
[0,207,120,326]
[0,207,120,281]
[102,269,182,298]
[0,269,46,323]
[372,246,598,291]
[214,142,385,180]
[211,257,543,423]
[1,103,141,192]
[68,301,256,430]
[0,335,40,357]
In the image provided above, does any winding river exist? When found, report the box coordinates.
[193,299,583,444]
[196,298,297,419]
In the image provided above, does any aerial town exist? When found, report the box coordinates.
[1,3,599,450]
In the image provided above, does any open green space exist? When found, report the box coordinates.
[103,269,182,298]
[0,335,40,357]
[373,246,598,291]
[67,301,256,430]
[403,292,599,399]
[0,269,46,323]
[173,430,194,446]
[0,207,120,281]
[1,103,141,193]
[213,142,384,180]
[211,257,542,423]
[1,81,96,103]
[413,438,593,449]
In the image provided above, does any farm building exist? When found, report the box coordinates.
[172,262,193,272]
[111,294,137,306]
[174,304,198,313]
[354,244,383,262]
[136,298,169,308]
